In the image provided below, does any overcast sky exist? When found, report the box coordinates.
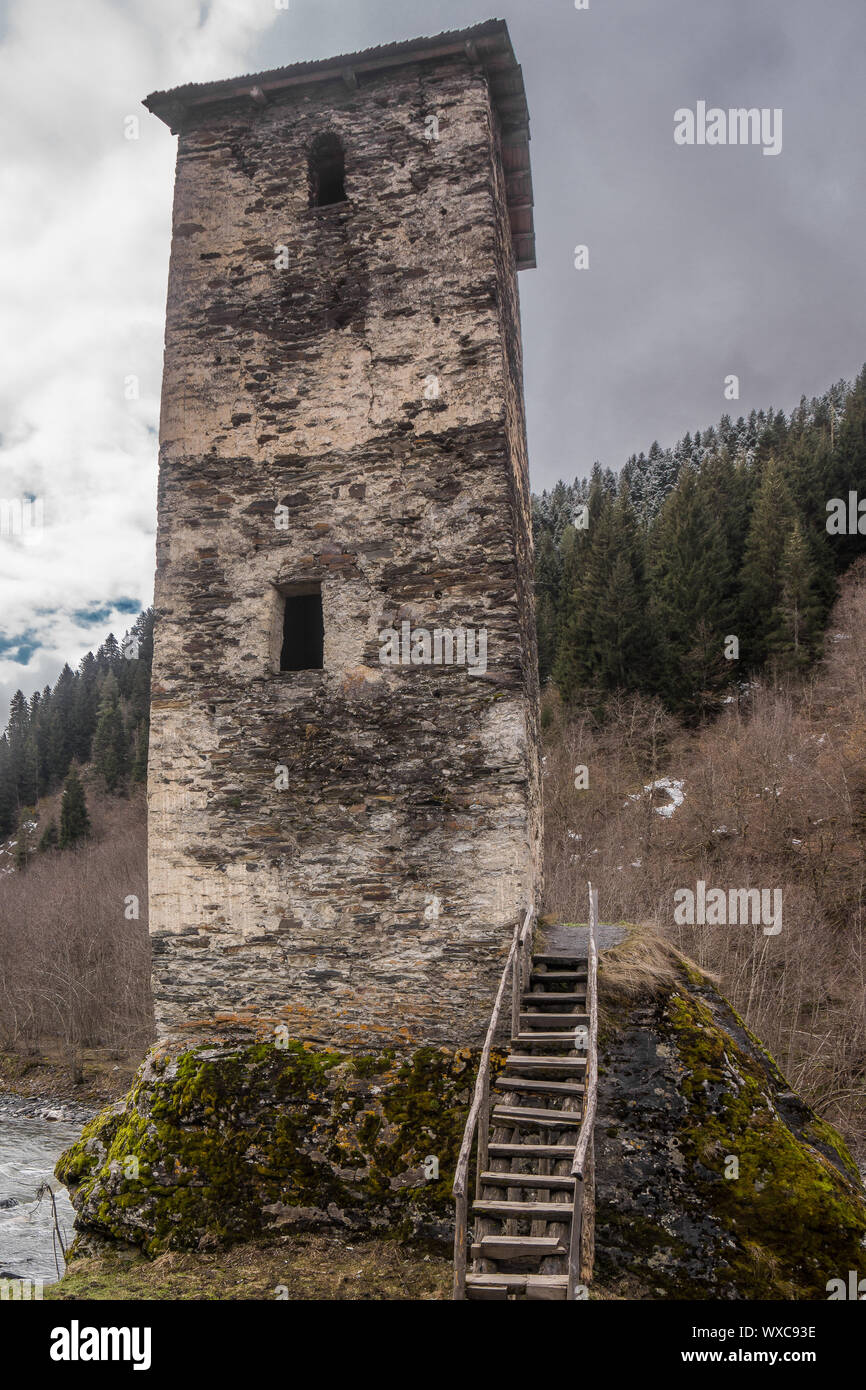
[1,0,865,723]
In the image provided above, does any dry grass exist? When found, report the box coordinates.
[48,1235,452,1301]
[598,926,706,1006]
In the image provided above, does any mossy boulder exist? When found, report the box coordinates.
[56,1039,502,1255]
[594,928,866,1299]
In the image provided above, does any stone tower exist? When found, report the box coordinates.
[143,20,540,1053]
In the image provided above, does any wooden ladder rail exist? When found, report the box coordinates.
[452,905,535,1300]
[566,882,599,1299]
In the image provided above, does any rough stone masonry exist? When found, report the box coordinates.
[143,20,541,1053]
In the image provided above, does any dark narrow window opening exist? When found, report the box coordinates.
[309,133,346,207]
[280,589,324,671]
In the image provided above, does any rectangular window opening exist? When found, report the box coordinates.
[280,587,324,671]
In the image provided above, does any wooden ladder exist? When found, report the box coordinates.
[453,888,599,1301]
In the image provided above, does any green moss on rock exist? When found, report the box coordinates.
[591,925,866,1300]
[56,1040,500,1256]
[663,990,866,1298]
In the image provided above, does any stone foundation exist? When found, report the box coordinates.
[56,1038,505,1254]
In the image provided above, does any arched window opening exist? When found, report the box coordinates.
[309,133,346,208]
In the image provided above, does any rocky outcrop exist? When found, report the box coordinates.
[56,1039,503,1255]
[56,926,866,1298]
[593,929,866,1299]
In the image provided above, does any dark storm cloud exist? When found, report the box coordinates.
[245,0,866,488]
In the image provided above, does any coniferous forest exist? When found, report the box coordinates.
[534,366,866,717]
[0,610,154,843]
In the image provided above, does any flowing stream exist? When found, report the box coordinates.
[0,1099,89,1286]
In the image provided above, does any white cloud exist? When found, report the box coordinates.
[0,0,280,721]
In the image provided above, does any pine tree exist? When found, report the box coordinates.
[770,520,823,670]
[131,719,150,784]
[91,673,127,792]
[0,736,16,837]
[14,811,33,871]
[553,486,614,700]
[71,654,100,764]
[49,665,77,784]
[59,765,90,848]
[534,531,562,685]
[825,365,866,573]
[38,819,59,851]
[97,632,122,672]
[7,690,35,805]
[738,457,797,666]
[650,469,733,709]
[554,484,656,699]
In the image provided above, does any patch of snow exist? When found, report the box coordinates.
[625,778,685,816]
[652,778,685,816]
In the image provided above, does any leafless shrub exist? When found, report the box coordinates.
[0,782,152,1079]
[542,562,866,1153]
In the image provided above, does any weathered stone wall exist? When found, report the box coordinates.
[147,53,541,1048]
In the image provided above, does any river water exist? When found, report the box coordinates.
[0,1098,91,1286]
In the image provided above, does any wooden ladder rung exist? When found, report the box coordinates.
[471,1235,566,1262]
[492,1104,581,1129]
[488,1142,574,1159]
[465,1273,568,1300]
[472,1199,573,1221]
[510,1034,582,1049]
[480,1171,575,1190]
[494,1076,585,1096]
[522,992,586,1005]
[504,1055,586,1070]
[519,1012,587,1028]
[530,970,587,982]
